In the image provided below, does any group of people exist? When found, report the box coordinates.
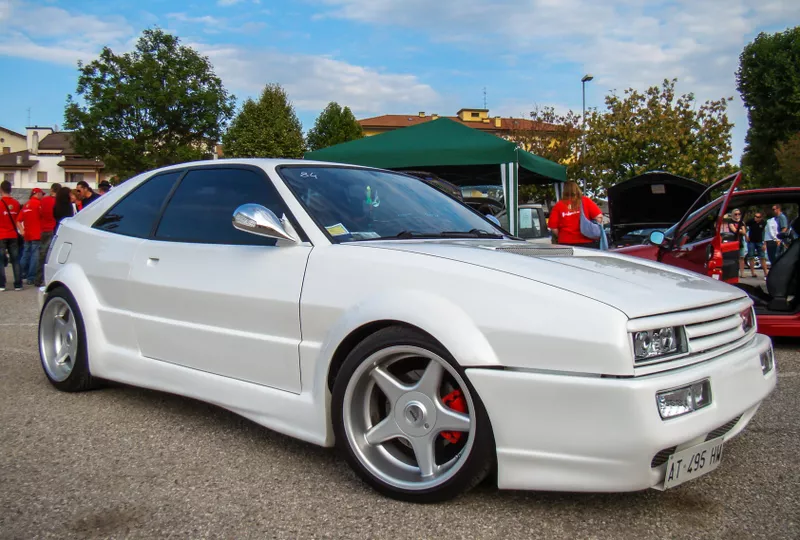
[729,204,794,279]
[0,179,111,291]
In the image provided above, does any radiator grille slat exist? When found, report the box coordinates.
[650,415,743,468]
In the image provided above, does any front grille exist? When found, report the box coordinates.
[650,447,677,468]
[684,312,748,354]
[495,246,574,258]
[705,415,742,441]
[650,415,743,468]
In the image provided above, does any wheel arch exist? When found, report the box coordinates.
[316,290,501,395]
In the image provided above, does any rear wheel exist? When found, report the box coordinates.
[332,327,495,502]
[39,287,99,392]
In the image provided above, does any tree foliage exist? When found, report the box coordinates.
[306,102,363,151]
[64,28,235,181]
[776,133,800,186]
[583,79,734,196]
[222,83,305,158]
[509,107,583,203]
[737,27,800,188]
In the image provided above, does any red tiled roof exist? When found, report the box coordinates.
[358,114,559,133]
[0,150,38,169]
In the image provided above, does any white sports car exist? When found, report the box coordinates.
[38,159,776,502]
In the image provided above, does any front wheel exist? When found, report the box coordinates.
[332,327,495,503]
[38,287,99,392]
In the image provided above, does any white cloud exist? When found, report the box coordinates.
[0,1,439,119]
[167,13,223,27]
[196,44,440,115]
[0,0,133,65]
[318,0,800,159]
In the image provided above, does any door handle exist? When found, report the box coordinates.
[147,257,160,267]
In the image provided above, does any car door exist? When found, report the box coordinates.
[127,165,311,393]
[660,173,742,282]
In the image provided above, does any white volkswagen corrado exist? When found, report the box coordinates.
[38,159,776,502]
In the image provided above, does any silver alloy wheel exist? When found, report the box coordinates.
[342,345,476,491]
[40,297,79,382]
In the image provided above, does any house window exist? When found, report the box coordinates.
[470,112,480,118]
[37,171,48,183]
[2,147,10,154]
[3,172,14,185]
[67,172,84,183]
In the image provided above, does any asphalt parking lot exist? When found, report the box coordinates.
[1,275,798,539]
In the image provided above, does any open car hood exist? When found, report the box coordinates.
[608,172,709,239]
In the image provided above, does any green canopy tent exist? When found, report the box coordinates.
[304,118,566,235]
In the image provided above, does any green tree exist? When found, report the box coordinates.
[64,28,235,181]
[776,133,800,185]
[509,106,584,203]
[306,102,363,151]
[737,28,800,188]
[222,83,305,158]
[584,79,734,196]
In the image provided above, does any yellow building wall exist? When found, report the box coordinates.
[0,130,27,154]
[457,110,490,122]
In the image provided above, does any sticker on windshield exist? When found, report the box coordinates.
[325,223,350,236]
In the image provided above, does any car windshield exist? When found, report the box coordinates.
[279,166,506,243]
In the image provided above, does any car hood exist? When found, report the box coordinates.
[350,240,746,319]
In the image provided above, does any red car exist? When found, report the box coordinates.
[616,172,800,337]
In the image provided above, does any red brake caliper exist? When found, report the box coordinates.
[441,389,466,444]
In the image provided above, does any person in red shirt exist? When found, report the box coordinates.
[547,181,604,248]
[19,188,44,285]
[0,179,23,291]
[35,183,60,286]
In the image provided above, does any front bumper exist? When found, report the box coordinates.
[466,333,776,492]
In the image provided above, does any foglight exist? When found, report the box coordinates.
[760,346,774,375]
[656,379,711,419]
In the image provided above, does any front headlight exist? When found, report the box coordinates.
[633,326,685,362]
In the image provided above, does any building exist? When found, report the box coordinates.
[1,126,27,155]
[0,126,106,197]
[358,108,554,138]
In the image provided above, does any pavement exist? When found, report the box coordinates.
[1,269,799,539]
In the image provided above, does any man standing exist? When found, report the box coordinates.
[97,180,111,195]
[765,213,781,266]
[727,209,747,278]
[745,212,768,278]
[36,183,60,286]
[76,180,101,207]
[19,188,43,285]
[0,180,23,291]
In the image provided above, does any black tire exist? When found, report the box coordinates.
[38,287,100,392]
[331,326,495,503]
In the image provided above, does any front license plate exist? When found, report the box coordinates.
[663,437,724,489]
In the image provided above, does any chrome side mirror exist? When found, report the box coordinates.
[649,230,666,246]
[232,204,299,243]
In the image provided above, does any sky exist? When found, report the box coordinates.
[1,0,798,163]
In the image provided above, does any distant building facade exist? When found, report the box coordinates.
[0,126,107,197]
[358,108,553,138]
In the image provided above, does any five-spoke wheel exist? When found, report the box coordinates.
[38,288,98,392]
[333,327,494,502]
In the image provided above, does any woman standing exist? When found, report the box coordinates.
[547,181,604,248]
[53,187,75,232]
[727,209,748,278]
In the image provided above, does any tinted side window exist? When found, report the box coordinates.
[93,171,182,238]
[155,168,286,246]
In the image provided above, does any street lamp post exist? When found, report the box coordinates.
[581,74,593,191]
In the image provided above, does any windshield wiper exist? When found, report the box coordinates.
[440,229,505,239]
[359,229,505,241]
